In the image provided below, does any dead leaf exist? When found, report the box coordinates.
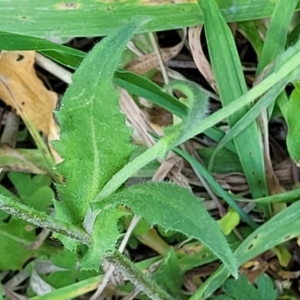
[189,25,217,92]
[0,51,60,162]
[126,31,186,74]
[0,146,46,174]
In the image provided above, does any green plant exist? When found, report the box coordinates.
[212,274,277,300]
[2,0,300,299]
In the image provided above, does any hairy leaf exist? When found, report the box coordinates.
[106,251,174,300]
[54,22,141,228]
[81,209,126,270]
[164,80,209,147]
[93,182,238,277]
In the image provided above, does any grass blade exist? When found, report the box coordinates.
[174,147,257,229]
[191,200,300,299]
[256,0,298,117]
[198,0,269,204]
[257,0,298,75]
[208,79,286,170]
[114,70,188,119]
[1,1,299,38]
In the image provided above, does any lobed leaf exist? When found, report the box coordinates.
[54,22,141,229]
[222,275,277,300]
[93,182,238,277]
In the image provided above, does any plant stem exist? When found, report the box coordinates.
[105,251,174,300]
[0,195,90,245]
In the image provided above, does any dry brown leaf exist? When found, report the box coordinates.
[119,88,156,147]
[0,51,60,161]
[119,88,189,188]
[188,25,217,92]
[126,32,186,74]
[0,51,58,137]
[0,146,46,174]
[240,261,269,283]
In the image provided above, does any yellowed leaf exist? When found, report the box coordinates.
[0,51,60,162]
[0,51,58,137]
[188,25,217,92]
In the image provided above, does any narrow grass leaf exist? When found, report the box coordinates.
[114,70,188,119]
[236,200,300,266]
[238,21,264,58]
[287,87,300,163]
[93,182,238,277]
[246,188,300,204]
[181,36,300,143]
[288,20,300,46]
[191,200,300,299]
[256,0,298,75]
[198,0,269,201]
[174,148,257,229]
[54,22,141,229]
[0,31,191,121]
[1,1,299,38]
[256,0,297,117]
[208,80,285,170]
[204,127,236,153]
[29,275,103,300]
[0,31,84,69]
[209,63,300,170]
[198,147,242,173]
